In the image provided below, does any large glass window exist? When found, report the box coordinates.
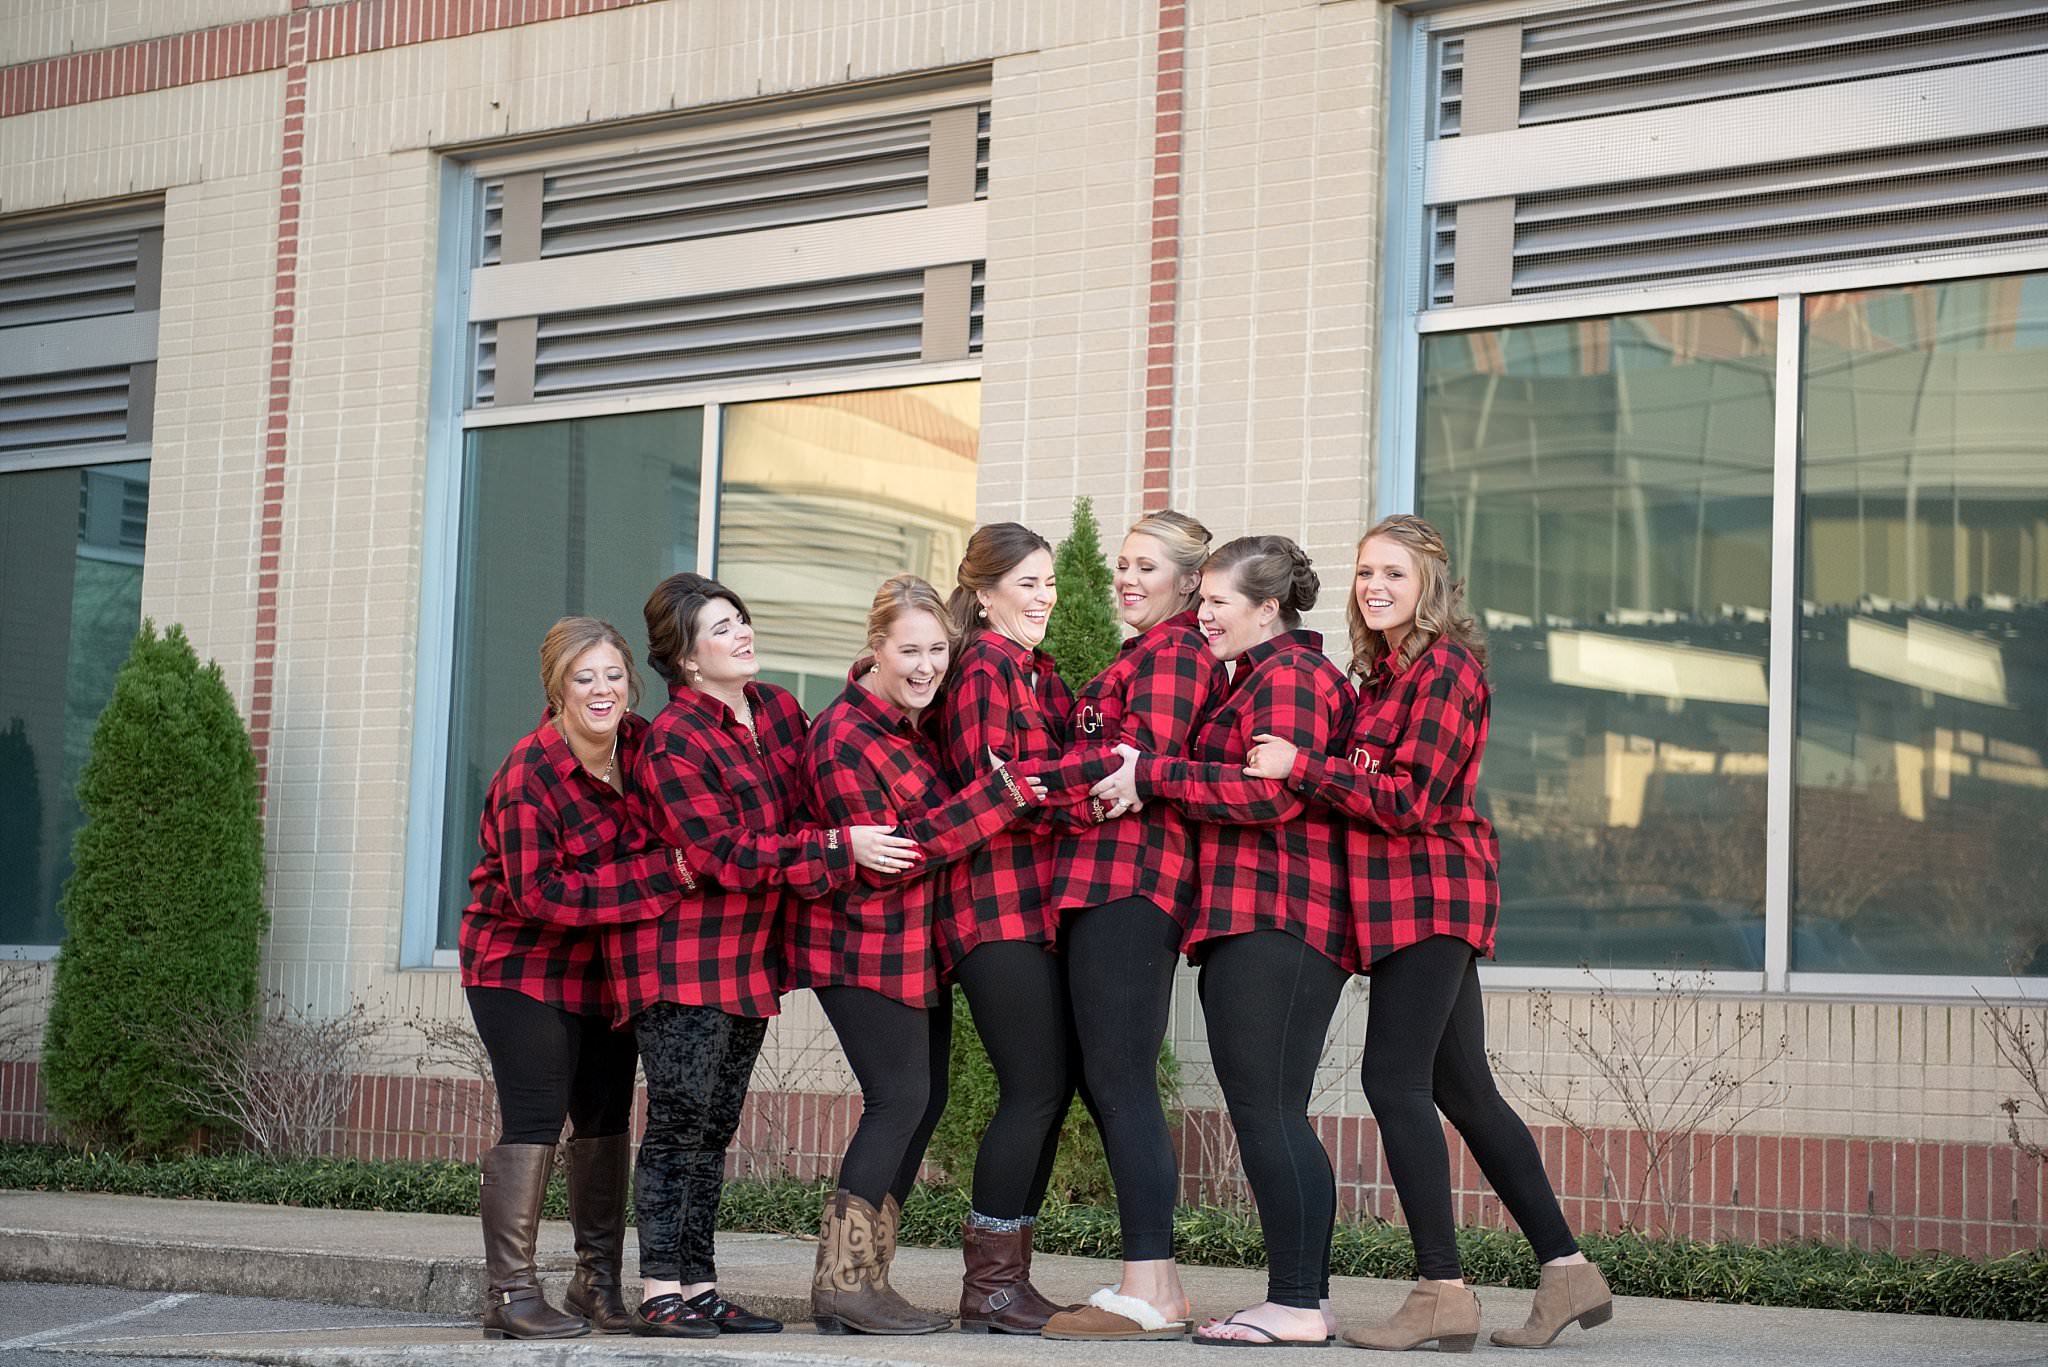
[1795,274,2048,976]
[1418,305,1778,969]
[435,410,704,948]
[0,462,149,947]
[714,381,980,713]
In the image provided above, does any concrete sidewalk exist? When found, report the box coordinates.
[4,1191,2046,1367]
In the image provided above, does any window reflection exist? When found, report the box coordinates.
[438,410,704,948]
[1795,275,2048,976]
[0,463,148,947]
[1419,305,1777,969]
[715,381,979,713]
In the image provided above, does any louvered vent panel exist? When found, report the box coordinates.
[1436,37,1465,138]
[511,270,930,401]
[1519,0,2048,127]
[474,322,498,405]
[480,105,991,264]
[1507,130,2048,296]
[1430,207,1459,306]
[969,262,986,354]
[0,213,149,331]
[0,368,130,453]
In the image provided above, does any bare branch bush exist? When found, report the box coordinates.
[0,954,45,1063]
[1490,965,1789,1234]
[162,991,389,1158]
[1979,991,2048,1164]
[401,1006,509,1155]
[735,1014,852,1181]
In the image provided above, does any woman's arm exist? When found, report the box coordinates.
[637,735,856,899]
[493,797,681,927]
[1291,668,1482,834]
[808,738,1039,886]
[1131,665,1337,825]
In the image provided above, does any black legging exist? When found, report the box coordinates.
[816,986,953,1209]
[954,939,1079,1218]
[1065,896,1183,1260]
[1363,934,1579,1280]
[465,986,637,1144]
[1198,930,1350,1309]
[633,1001,768,1283]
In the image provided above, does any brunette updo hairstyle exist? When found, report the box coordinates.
[1203,534,1319,630]
[1346,513,1487,679]
[946,522,1053,643]
[1128,508,1213,612]
[643,571,751,690]
[539,615,642,716]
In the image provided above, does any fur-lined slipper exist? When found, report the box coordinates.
[1041,1288,1193,1341]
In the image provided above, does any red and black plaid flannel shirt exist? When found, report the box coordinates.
[605,682,856,1024]
[932,630,1105,972]
[461,711,688,1016]
[1291,637,1500,966]
[1133,629,1357,971]
[787,671,1047,1007]
[1051,609,1226,923]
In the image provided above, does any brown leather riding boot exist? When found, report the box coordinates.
[479,1144,590,1340]
[811,1190,950,1335]
[561,1134,634,1333]
[1341,1279,1480,1353]
[1491,1262,1613,1349]
[957,1221,1069,1334]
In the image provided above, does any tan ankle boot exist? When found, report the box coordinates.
[1341,1280,1479,1353]
[1491,1262,1612,1349]
[876,1194,952,1331]
[812,1190,950,1335]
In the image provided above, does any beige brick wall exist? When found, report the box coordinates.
[0,0,287,68]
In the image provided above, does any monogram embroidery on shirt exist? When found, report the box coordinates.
[1351,745,1382,773]
[1077,704,1103,736]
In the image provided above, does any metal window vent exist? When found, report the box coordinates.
[0,367,132,454]
[475,264,984,404]
[1434,2,2048,135]
[1430,128,2048,304]
[0,210,155,332]
[479,106,990,264]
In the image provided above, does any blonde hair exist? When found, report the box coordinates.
[1127,509,1213,612]
[865,573,955,658]
[1345,514,1487,679]
[540,615,642,715]
[1205,535,1319,630]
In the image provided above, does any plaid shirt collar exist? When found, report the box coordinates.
[976,627,1056,679]
[837,666,925,740]
[665,679,767,730]
[533,709,643,789]
[1231,627,1324,688]
[1124,607,1205,656]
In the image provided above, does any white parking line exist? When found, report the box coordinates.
[0,1292,196,1350]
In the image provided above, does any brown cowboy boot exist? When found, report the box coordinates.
[560,1135,634,1333]
[811,1189,950,1335]
[479,1144,590,1340]
[957,1220,1070,1334]
[1491,1262,1613,1348]
[876,1194,952,1331]
[1341,1279,1480,1353]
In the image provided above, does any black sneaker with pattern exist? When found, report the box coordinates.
[628,1293,719,1339]
[687,1288,783,1334]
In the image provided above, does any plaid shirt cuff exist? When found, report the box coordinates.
[1289,750,1326,797]
[669,847,699,894]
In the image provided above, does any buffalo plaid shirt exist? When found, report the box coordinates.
[461,711,688,1016]
[932,630,1105,971]
[1290,637,1500,966]
[1133,629,1357,971]
[605,681,856,1024]
[1051,609,1227,923]
[788,671,1047,1007]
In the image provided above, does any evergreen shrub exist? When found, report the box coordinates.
[41,622,267,1153]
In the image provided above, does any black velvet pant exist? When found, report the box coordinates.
[632,1001,767,1282]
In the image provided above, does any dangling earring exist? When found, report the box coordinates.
[977,607,988,619]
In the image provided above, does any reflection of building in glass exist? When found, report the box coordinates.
[717,382,979,710]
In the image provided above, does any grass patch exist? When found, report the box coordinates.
[4,1144,2042,1321]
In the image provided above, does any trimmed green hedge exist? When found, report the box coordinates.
[3,1146,2041,1322]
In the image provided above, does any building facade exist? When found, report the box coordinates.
[2,0,2044,1257]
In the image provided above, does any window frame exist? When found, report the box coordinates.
[1387,9,2048,1002]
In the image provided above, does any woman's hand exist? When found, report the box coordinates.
[849,825,922,875]
[1242,733,1298,780]
[1089,743,1143,812]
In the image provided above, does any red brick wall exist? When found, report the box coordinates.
[5,1061,2038,1258]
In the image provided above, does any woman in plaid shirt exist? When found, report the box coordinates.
[1040,510,1225,1343]
[1246,515,1609,1353]
[793,574,1102,1336]
[616,572,917,1340]
[932,522,1110,1333]
[459,617,691,1341]
[1091,534,1355,1348]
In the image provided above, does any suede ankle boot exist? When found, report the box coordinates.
[1491,1262,1613,1349]
[479,1144,590,1340]
[957,1220,1069,1334]
[1341,1279,1479,1353]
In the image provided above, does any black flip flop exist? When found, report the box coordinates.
[1192,1315,1333,1348]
